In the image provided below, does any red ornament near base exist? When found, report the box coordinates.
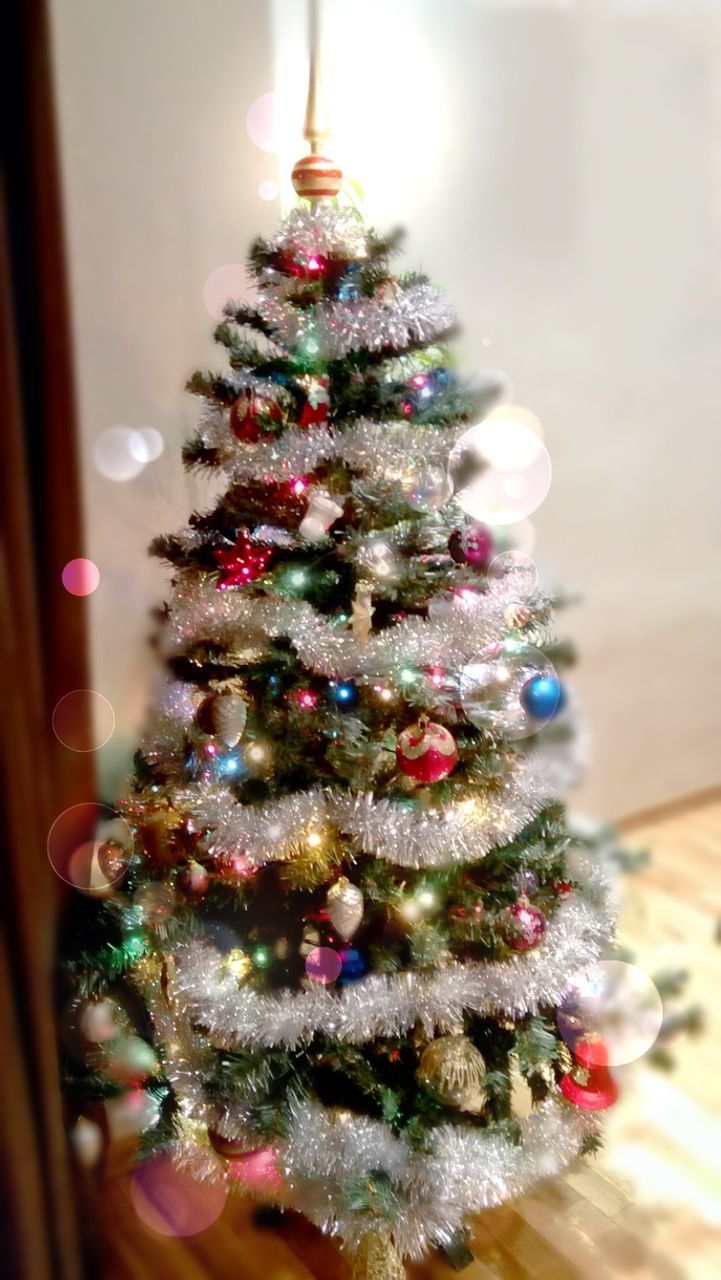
[396,716,458,784]
[503,897,547,951]
[560,1034,619,1111]
[230,390,282,443]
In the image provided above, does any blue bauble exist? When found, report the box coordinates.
[331,680,357,709]
[520,674,566,721]
[338,946,368,983]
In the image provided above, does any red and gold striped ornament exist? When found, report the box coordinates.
[291,153,342,200]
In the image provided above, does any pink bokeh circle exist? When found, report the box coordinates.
[62,558,100,596]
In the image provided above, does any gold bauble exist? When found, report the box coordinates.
[351,1228,406,1280]
[417,1034,487,1112]
[221,948,251,982]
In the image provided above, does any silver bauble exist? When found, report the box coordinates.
[325,876,364,941]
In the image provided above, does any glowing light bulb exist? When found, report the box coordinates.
[307,831,323,849]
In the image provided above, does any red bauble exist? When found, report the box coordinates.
[448,523,494,568]
[503,898,547,951]
[230,391,282,443]
[560,1035,619,1111]
[214,531,272,589]
[298,375,330,428]
[396,717,458,783]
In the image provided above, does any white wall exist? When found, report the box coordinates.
[50,0,721,818]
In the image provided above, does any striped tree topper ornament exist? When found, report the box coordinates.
[292,153,343,200]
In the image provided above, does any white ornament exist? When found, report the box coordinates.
[211,690,248,746]
[326,876,364,940]
[299,491,344,541]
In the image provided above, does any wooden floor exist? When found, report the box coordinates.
[91,795,721,1280]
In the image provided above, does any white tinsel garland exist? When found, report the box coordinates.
[257,282,456,363]
[193,409,466,490]
[164,575,509,678]
[269,204,370,262]
[161,1090,594,1263]
[168,887,613,1049]
[171,733,577,870]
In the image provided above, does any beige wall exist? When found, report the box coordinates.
[50,0,721,819]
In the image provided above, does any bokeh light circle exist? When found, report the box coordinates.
[245,92,281,152]
[131,1149,226,1236]
[62,558,100,596]
[557,960,664,1066]
[129,427,164,463]
[485,402,544,439]
[258,179,279,202]
[94,427,148,482]
[305,946,342,984]
[488,551,539,601]
[202,264,246,321]
[449,418,552,525]
[47,803,132,893]
[460,640,560,739]
[52,689,115,752]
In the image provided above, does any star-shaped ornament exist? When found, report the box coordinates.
[214,530,272,590]
[350,587,375,650]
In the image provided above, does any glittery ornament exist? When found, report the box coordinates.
[504,897,547,951]
[299,490,344,541]
[325,876,364,941]
[352,1228,405,1280]
[448,523,494,568]
[298,374,330,427]
[221,948,252,982]
[560,1034,619,1111]
[230,390,282,443]
[396,716,458,784]
[214,531,272,589]
[417,1033,487,1111]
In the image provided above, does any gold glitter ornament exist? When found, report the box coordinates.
[221,948,252,982]
[417,1033,487,1112]
[325,875,364,940]
[351,1228,406,1280]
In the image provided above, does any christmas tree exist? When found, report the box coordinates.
[62,35,620,1280]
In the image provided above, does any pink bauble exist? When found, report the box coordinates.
[448,523,494,568]
[503,899,547,951]
[396,718,458,783]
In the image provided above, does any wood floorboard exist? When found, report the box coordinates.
[90,797,721,1278]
